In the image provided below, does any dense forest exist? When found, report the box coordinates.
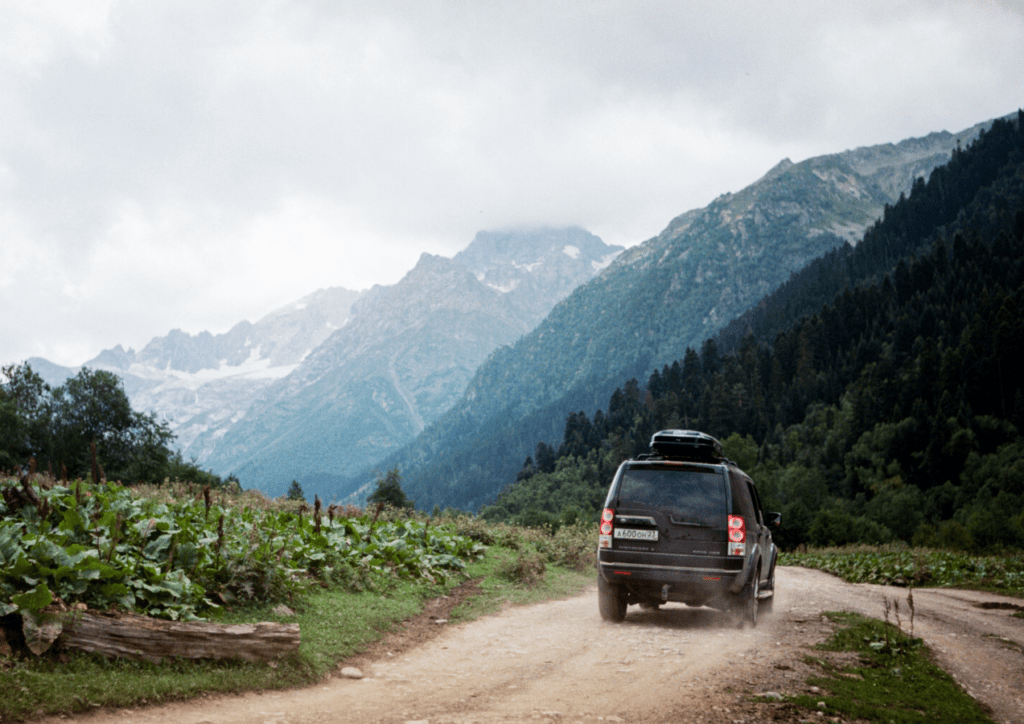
[482,112,1024,552]
[0,364,223,487]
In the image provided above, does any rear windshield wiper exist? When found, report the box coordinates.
[615,514,658,527]
[669,516,711,527]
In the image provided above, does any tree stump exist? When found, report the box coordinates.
[60,611,300,663]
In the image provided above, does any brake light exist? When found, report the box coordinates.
[727,515,745,556]
[599,508,614,548]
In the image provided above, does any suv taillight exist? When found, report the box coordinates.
[599,508,614,548]
[727,515,745,556]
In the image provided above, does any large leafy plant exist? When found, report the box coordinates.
[0,477,484,626]
[780,546,1024,594]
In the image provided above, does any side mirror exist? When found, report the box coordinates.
[765,512,782,527]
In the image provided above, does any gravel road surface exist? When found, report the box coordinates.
[35,567,1024,724]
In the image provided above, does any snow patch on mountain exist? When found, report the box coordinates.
[592,251,621,271]
[515,260,543,272]
[486,280,520,293]
[128,350,299,388]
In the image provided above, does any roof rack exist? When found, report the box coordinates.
[636,453,736,466]
[647,429,725,461]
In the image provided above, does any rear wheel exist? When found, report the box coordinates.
[743,571,759,628]
[761,567,775,616]
[597,576,627,622]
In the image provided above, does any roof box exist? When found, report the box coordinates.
[649,429,724,461]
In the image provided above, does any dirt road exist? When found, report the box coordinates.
[38,567,1024,724]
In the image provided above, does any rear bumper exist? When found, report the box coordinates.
[598,550,749,604]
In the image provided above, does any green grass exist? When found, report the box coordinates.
[785,611,996,723]
[780,545,1024,596]
[449,547,592,622]
[0,545,591,722]
[0,581,444,721]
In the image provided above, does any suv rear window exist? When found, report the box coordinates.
[616,467,727,527]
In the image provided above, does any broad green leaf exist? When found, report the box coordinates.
[0,524,25,564]
[28,537,64,565]
[176,542,199,572]
[143,533,174,560]
[59,508,86,533]
[11,582,53,611]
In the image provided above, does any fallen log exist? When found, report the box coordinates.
[60,611,300,663]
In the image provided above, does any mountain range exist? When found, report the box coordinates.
[29,287,364,461]
[338,120,994,511]
[201,227,622,495]
[27,116,998,509]
[30,227,622,497]
[475,111,1024,552]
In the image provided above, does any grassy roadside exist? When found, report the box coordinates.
[778,611,997,723]
[0,545,592,723]
[450,545,593,622]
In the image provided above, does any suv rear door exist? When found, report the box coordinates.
[610,462,729,560]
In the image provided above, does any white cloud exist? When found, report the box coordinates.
[1,0,1023,366]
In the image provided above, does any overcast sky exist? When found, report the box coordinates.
[2,0,1023,368]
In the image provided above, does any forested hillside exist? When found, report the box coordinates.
[482,112,1024,551]
[345,124,985,511]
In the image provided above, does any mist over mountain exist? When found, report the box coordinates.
[351,120,994,511]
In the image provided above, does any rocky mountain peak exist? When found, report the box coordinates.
[88,344,135,371]
[352,253,498,325]
[756,158,794,185]
[453,226,619,280]
[447,226,624,323]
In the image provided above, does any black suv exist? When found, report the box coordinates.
[597,429,780,626]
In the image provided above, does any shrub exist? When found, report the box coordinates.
[497,550,547,586]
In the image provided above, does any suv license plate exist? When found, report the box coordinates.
[614,528,658,541]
